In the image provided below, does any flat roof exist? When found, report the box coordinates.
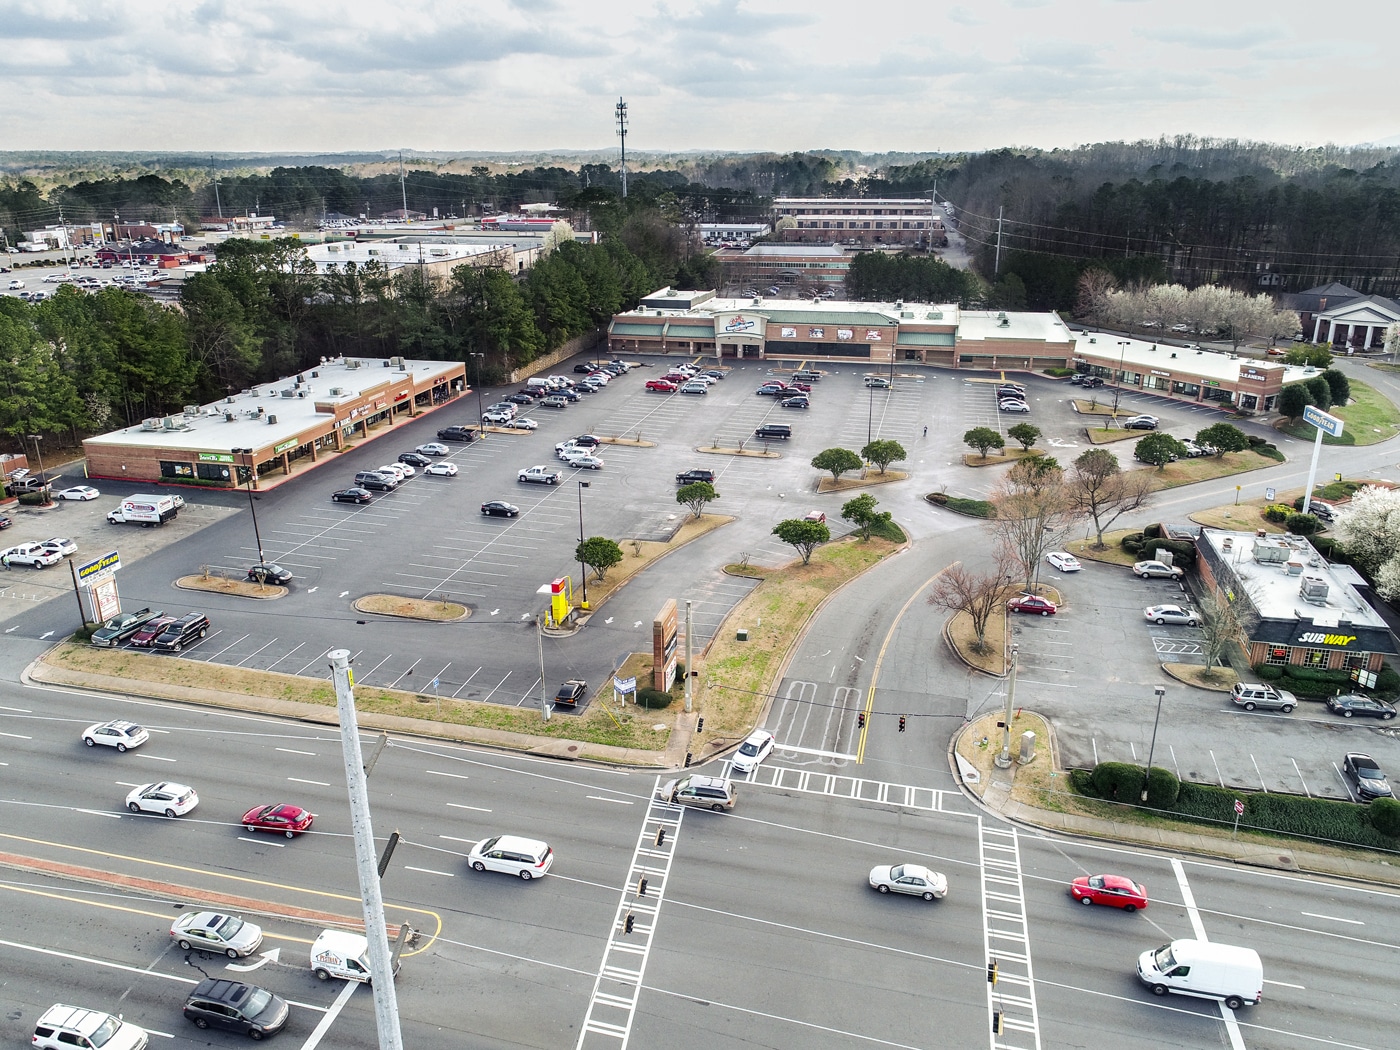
[742,244,848,258]
[619,295,964,326]
[775,197,932,206]
[85,357,464,455]
[1073,334,1284,383]
[304,241,508,271]
[959,310,1075,344]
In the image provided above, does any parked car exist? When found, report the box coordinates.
[868,863,947,900]
[151,612,210,652]
[646,379,678,392]
[804,510,826,523]
[0,543,62,568]
[553,680,588,706]
[56,485,101,500]
[1134,560,1184,579]
[353,471,397,491]
[1123,415,1160,430]
[171,912,264,957]
[82,719,150,750]
[505,393,536,405]
[864,376,891,389]
[781,395,810,409]
[38,537,78,557]
[679,381,709,395]
[1343,752,1392,800]
[247,563,292,585]
[467,835,554,879]
[755,383,789,396]
[1045,552,1081,573]
[999,400,1031,413]
[517,465,563,485]
[1325,693,1397,720]
[539,395,569,408]
[425,462,458,476]
[415,442,450,456]
[129,616,175,648]
[398,452,432,468]
[1144,604,1199,626]
[677,469,716,485]
[1008,594,1058,616]
[481,500,521,517]
[90,608,163,648]
[332,487,373,504]
[1231,682,1297,713]
[504,417,539,430]
[568,454,605,470]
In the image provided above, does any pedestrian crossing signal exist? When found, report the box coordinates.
[898,715,906,732]
[857,712,865,728]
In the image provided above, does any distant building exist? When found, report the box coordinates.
[1281,282,1400,351]
[696,222,770,246]
[93,240,192,268]
[773,197,947,247]
[304,240,514,278]
[712,244,852,290]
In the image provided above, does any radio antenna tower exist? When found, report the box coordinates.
[615,98,628,198]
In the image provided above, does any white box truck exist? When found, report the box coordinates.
[310,930,400,984]
[1137,939,1263,1009]
[107,494,179,527]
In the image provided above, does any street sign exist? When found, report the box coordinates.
[76,550,121,584]
[1302,404,1344,437]
[1265,487,1276,501]
[1234,799,1245,815]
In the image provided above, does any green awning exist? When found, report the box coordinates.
[609,322,666,336]
[895,332,956,346]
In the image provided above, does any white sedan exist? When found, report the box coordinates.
[125,781,199,817]
[39,537,78,557]
[869,863,948,901]
[1045,551,1081,573]
[504,417,539,430]
[730,729,775,773]
[1144,604,1199,626]
[415,443,450,456]
[425,462,458,476]
[57,485,101,500]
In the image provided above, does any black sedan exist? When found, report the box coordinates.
[247,564,293,585]
[332,488,372,504]
[1326,694,1397,720]
[1123,415,1160,430]
[398,452,432,468]
[481,501,521,517]
[505,393,536,405]
[781,396,810,409]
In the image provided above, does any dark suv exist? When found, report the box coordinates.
[437,425,477,442]
[247,563,292,585]
[152,613,210,652]
[183,979,289,1039]
[676,469,716,485]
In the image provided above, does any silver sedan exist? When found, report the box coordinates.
[869,863,948,900]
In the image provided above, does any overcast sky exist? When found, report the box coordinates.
[2,0,1393,155]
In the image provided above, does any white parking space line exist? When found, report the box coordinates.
[515,675,543,706]
[265,643,305,671]
[388,658,422,689]
[483,672,512,702]
[206,633,250,660]
[1292,758,1312,797]
[357,654,393,681]
[452,666,484,699]
[235,638,279,667]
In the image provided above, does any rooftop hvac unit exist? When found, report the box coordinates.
[162,415,186,430]
[310,371,319,378]
[183,405,198,415]
[141,417,164,431]
[1300,575,1329,603]
[225,396,235,403]
[281,388,295,398]
[389,356,405,367]
[328,387,347,396]
[346,359,361,369]
[224,412,236,422]
[297,390,307,398]
[267,414,278,425]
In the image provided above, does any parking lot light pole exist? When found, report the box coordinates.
[26,434,49,502]
[232,448,266,566]
[469,353,486,438]
[1141,685,1166,802]
[995,644,1019,768]
[577,480,591,607]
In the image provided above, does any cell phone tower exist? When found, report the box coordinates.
[616,97,628,199]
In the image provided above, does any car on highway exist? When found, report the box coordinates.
[171,911,265,957]
[567,454,604,470]
[467,835,554,879]
[1325,693,1397,720]
[1344,753,1392,800]
[38,537,78,557]
[415,442,450,456]
[731,728,776,773]
[90,608,163,648]
[676,469,715,485]
[82,719,150,751]
[126,780,199,816]
[539,395,569,408]
[1070,874,1149,910]
[657,774,737,810]
[1,543,62,568]
[56,485,101,500]
[332,487,373,504]
[183,979,289,1039]
[1045,551,1081,573]
[425,461,458,476]
[781,395,810,409]
[868,862,948,901]
[1230,683,1297,713]
[1133,560,1184,579]
[129,615,176,647]
[241,802,316,837]
[150,612,209,652]
[247,563,292,585]
[480,500,521,517]
[553,679,588,707]
[646,379,677,392]
[1008,594,1058,616]
[32,1005,148,1050]
[1144,604,1198,626]
[517,465,563,485]
[1123,415,1160,430]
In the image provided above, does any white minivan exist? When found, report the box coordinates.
[1137,939,1263,1010]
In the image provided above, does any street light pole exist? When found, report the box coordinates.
[26,434,49,503]
[1141,685,1166,802]
[1113,339,1129,422]
[995,643,1019,768]
[577,480,591,607]
[469,352,486,439]
[233,448,266,565]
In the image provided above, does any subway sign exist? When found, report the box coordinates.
[1295,631,1357,647]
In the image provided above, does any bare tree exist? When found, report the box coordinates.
[1196,592,1254,676]
[1066,448,1154,548]
[990,458,1075,591]
[1076,269,1116,330]
[926,545,1019,655]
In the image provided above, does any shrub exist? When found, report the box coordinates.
[1145,538,1197,567]
[1246,434,1267,447]
[1145,766,1180,808]
[1263,504,1291,523]
[942,497,996,518]
[1044,367,1076,377]
[1142,523,1163,540]
[1068,768,1095,795]
[1255,445,1286,462]
[1091,761,1145,801]
[1285,512,1321,535]
[1121,533,1146,554]
[636,687,673,710]
[1369,797,1400,838]
[1253,664,1284,681]
[926,492,948,505]
[1377,667,1400,694]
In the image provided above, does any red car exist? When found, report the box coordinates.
[129,616,176,647]
[645,379,677,392]
[1070,874,1148,911]
[241,803,316,838]
[789,381,813,392]
[1008,594,1058,616]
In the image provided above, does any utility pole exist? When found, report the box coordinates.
[327,650,404,1050]
[211,157,223,219]
[995,643,1019,768]
[536,615,550,721]
[994,206,1004,277]
[684,599,693,714]
[615,98,629,199]
[399,152,409,222]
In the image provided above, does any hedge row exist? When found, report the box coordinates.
[1075,762,1400,850]
[1252,663,1400,698]
[927,493,996,518]
[1121,533,1197,567]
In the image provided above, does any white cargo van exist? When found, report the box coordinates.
[525,377,552,393]
[1137,939,1262,1009]
[310,929,400,984]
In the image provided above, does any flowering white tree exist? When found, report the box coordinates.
[1336,485,1400,599]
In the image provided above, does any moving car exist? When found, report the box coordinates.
[1343,752,1392,800]
[1231,682,1297,713]
[57,485,101,500]
[31,1005,148,1050]
[1071,874,1148,910]
[425,461,458,476]
[517,465,563,485]
[241,802,316,837]
[90,608,163,648]
[730,728,775,773]
[171,912,264,957]
[481,500,521,517]
[247,563,292,585]
[553,680,587,706]
[332,487,373,504]
[467,835,554,879]
[868,862,948,900]
[1137,939,1262,1010]
[126,781,198,817]
[1144,604,1198,626]
[656,774,736,810]
[311,929,398,983]
[82,719,150,750]
[1008,594,1058,616]
[1325,693,1397,719]
[1134,560,1184,579]
[415,442,450,456]
[183,979,289,1039]
[151,612,210,651]
[1045,551,1081,573]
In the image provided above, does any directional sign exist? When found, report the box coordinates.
[1302,404,1344,437]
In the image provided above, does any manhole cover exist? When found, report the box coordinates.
[653,723,668,731]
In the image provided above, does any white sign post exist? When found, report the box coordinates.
[1301,405,1344,516]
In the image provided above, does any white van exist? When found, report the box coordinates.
[310,929,400,984]
[1137,939,1262,1009]
[525,377,553,393]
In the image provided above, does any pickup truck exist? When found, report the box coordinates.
[517,465,563,485]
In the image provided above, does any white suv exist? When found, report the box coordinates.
[468,834,554,879]
[33,1005,148,1050]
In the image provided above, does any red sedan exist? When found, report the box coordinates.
[241,803,316,838]
[645,379,677,392]
[1008,594,1058,616]
[1070,874,1148,911]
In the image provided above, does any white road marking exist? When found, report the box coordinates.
[339,590,349,597]
[40,631,53,639]
[138,754,176,762]
[307,586,318,592]
[1263,978,1306,989]
[491,608,499,616]
[239,836,284,847]
[604,616,613,623]
[405,866,455,877]
[297,977,358,1050]
[277,747,316,756]
[0,731,32,739]
[1301,912,1364,925]
[287,777,330,786]
[586,795,634,805]
[428,770,471,781]
[445,804,490,813]
[0,704,32,712]
[1172,858,1248,1050]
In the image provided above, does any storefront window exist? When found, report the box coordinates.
[1302,648,1330,668]
[1264,646,1290,666]
[195,462,232,483]
[159,460,194,478]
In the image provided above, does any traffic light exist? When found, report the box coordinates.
[624,913,635,934]
[898,715,907,732]
[696,717,704,732]
[857,711,865,728]
[992,1010,1004,1036]
[987,960,999,985]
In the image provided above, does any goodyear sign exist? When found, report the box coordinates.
[77,550,121,583]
